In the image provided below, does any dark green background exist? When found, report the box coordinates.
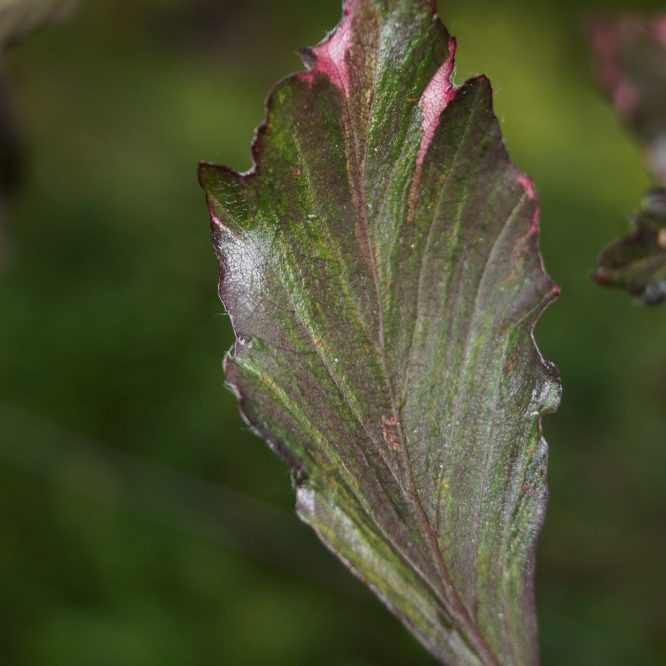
[1,0,665,664]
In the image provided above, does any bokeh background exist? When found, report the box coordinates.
[1,0,665,664]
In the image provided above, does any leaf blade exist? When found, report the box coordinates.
[200,2,559,663]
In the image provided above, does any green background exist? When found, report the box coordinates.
[1,0,665,664]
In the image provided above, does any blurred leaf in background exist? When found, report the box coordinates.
[0,1,665,665]
[590,14,666,303]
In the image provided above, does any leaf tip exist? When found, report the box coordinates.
[416,35,458,169]
[197,160,218,189]
[298,47,317,70]
[516,173,537,202]
[297,0,356,94]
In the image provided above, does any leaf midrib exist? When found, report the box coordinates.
[343,20,501,664]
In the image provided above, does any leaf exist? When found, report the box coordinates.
[591,15,666,303]
[593,188,666,304]
[199,1,560,664]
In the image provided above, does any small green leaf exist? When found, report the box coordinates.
[200,1,559,664]
[591,15,666,303]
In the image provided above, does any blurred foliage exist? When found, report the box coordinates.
[589,15,666,303]
[0,0,79,46]
[0,0,665,664]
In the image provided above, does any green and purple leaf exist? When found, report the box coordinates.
[591,15,666,303]
[200,1,559,664]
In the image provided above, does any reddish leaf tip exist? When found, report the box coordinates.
[298,0,357,95]
[515,173,542,233]
[516,173,537,201]
[416,35,458,169]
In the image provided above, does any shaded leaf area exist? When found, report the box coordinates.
[591,15,666,303]
[200,1,559,664]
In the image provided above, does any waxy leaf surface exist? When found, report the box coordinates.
[591,15,666,303]
[200,1,559,664]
